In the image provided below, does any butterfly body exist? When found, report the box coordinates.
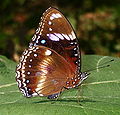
[16,7,88,99]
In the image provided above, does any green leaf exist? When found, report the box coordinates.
[0,55,120,115]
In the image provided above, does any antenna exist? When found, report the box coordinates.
[97,59,114,67]
[84,59,114,73]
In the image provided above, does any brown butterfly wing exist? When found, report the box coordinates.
[29,7,81,76]
[16,46,74,97]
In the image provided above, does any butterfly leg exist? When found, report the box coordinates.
[74,86,79,89]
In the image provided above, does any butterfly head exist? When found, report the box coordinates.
[76,72,89,86]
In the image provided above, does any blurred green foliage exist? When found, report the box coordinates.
[0,0,120,61]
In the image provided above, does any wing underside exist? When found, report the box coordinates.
[16,46,74,97]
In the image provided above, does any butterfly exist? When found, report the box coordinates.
[16,7,89,99]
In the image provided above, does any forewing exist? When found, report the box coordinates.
[29,7,81,75]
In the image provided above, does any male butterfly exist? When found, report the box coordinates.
[16,7,89,99]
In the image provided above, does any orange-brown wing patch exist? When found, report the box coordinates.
[16,46,74,97]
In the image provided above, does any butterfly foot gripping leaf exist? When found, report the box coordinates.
[16,7,89,99]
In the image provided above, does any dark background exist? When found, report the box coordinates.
[0,0,120,62]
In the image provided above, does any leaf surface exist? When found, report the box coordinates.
[0,55,120,115]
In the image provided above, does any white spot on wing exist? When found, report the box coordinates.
[32,34,36,41]
[35,87,41,92]
[22,66,25,69]
[26,80,30,83]
[50,13,62,20]
[29,43,33,48]
[34,54,38,57]
[17,63,22,70]
[74,54,78,56]
[51,13,58,18]
[36,35,40,43]
[30,59,32,62]
[54,33,64,40]
[17,79,22,87]
[56,13,62,18]
[48,21,52,25]
[41,40,46,44]
[69,34,73,40]
[27,72,30,75]
[39,94,44,96]
[32,92,38,96]
[23,50,28,55]
[72,82,75,84]
[48,34,60,41]
[22,70,25,74]
[74,48,77,50]
[71,31,76,40]
[75,78,77,81]
[45,49,52,56]
[16,71,20,78]
[62,34,70,40]
[36,27,40,34]
[49,28,52,31]
[50,16,54,20]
